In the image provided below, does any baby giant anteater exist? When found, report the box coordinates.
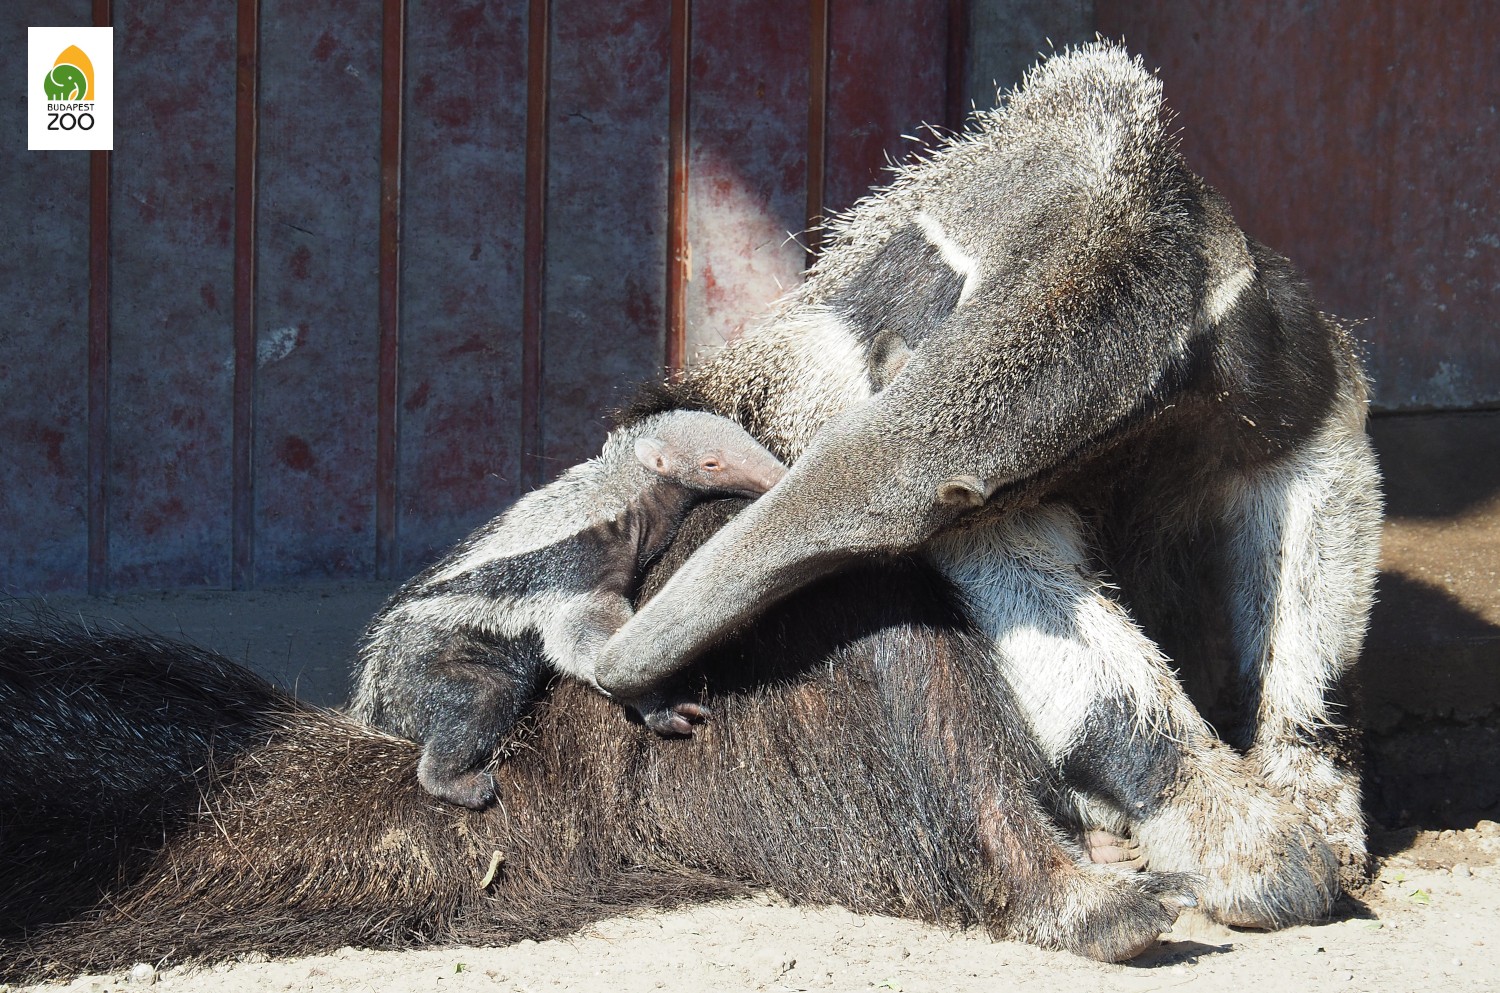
[349,410,787,808]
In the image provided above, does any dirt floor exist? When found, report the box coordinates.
[9,829,1498,992]
[8,583,1498,992]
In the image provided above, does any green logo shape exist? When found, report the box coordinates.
[44,63,88,101]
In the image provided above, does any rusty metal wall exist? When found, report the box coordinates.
[10,1,1491,594]
[2,0,959,593]
[1,2,94,592]
[1097,0,1500,412]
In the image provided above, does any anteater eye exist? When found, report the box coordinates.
[702,459,721,471]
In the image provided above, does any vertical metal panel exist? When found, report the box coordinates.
[397,0,527,571]
[88,0,114,595]
[944,0,969,132]
[824,0,949,218]
[664,0,690,376]
[1096,0,1500,411]
[543,0,671,474]
[0,1,93,593]
[685,0,809,359]
[520,0,549,490]
[253,0,382,582]
[805,0,828,260]
[232,0,259,589]
[375,0,405,579]
[107,0,236,588]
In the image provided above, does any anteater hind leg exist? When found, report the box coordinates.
[862,612,1196,961]
[410,631,542,809]
[1218,408,1382,887]
[929,504,1341,930]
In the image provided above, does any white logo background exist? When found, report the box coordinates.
[29,26,114,151]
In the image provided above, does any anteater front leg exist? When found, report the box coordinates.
[929,503,1342,929]
[1218,408,1382,887]
[412,630,542,809]
[548,593,709,737]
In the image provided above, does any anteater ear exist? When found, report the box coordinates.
[634,437,672,475]
[935,474,992,509]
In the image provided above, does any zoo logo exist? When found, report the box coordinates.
[43,44,96,132]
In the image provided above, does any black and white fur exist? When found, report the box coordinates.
[349,410,786,808]
[592,44,1382,927]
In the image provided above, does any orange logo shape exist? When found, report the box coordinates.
[44,45,95,101]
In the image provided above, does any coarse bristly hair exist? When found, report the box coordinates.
[601,37,1378,931]
[0,502,1196,983]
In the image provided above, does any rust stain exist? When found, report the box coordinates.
[280,435,316,472]
[311,30,337,62]
[404,380,431,413]
[289,244,312,280]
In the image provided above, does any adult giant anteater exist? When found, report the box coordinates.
[596,42,1380,929]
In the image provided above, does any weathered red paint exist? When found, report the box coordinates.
[397,0,528,571]
[685,0,809,357]
[1096,0,1500,410]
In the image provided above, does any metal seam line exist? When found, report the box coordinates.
[231,0,260,589]
[805,0,829,262]
[376,0,407,580]
[87,0,114,594]
[521,0,551,487]
[664,0,691,378]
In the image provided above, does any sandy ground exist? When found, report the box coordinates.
[9,589,1500,992]
[11,828,1500,993]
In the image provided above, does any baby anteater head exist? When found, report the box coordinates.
[631,411,787,498]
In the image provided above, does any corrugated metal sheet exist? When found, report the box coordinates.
[4,0,969,593]
[1,2,93,592]
[1097,0,1500,411]
[8,1,1490,593]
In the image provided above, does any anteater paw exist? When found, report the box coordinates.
[1083,828,1146,871]
[416,753,496,809]
[637,698,712,737]
[1017,864,1199,962]
[1133,752,1341,929]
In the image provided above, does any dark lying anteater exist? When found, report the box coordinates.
[0,503,1194,983]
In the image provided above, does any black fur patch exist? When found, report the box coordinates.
[418,520,638,602]
[831,220,967,356]
[1060,696,1183,819]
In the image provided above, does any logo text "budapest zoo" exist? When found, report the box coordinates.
[29,27,114,151]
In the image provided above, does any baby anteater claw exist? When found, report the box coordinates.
[638,698,712,737]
